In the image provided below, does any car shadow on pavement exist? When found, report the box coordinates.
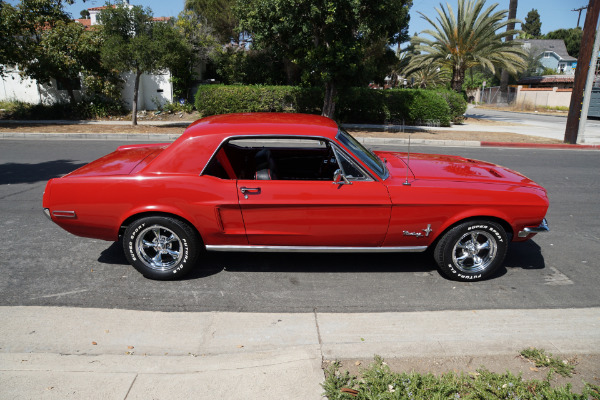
[0,160,85,184]
[98,241,224,279]
[501,240,546,271]
[203,251,438,275]
[97,239,546,281]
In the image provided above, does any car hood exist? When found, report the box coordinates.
[375,151,541,187]
[65,143,170,178]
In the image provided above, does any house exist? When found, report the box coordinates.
[0,0,175,111]
[521,39,577,75]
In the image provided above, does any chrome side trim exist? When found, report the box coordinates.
[51,210,77,219]
[518,218,549,238]
[205,245,427,253]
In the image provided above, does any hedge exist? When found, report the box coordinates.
[194,85,466,127]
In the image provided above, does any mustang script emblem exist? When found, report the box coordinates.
[403,224,433,238]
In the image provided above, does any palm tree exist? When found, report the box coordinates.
[409,0,527,92]
[408,63,450,88]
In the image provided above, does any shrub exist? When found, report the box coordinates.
[434,89,467,123]
[195,85,455,126]
[0,98,125,120]
[195,85,296,115]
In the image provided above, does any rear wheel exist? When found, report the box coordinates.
[123,216,200,280]
[434,220,508,281]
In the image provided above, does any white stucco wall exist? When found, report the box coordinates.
[120,70,173,110]
[515,86,571,108]
[1,67,172,111]
[0,70,80,105]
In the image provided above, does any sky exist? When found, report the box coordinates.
[5,0,592,36]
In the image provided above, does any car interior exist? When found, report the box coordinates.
[202,137,366,181]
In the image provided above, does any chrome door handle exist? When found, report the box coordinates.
[240,187,261,199]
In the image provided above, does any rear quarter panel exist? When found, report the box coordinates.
[43,174,246,245]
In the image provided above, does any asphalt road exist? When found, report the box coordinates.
[467,106,600,130]
[1,139,599,312]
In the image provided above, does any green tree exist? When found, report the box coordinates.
[99,4,191,125]
[409,0,527,93]
[80,9,90,19]
[522,8,541,37]
[38,20,105,103]
[520,47,544,77]
[408,64,450,88]
[5,0,105,103]
[544,27,582,58]
[184,0,237,43]
[236,0,412,118]
[172,10,218,100]
[0,1,17,76]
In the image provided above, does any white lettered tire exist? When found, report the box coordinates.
[123,216,200,280]
[434,220,508,281]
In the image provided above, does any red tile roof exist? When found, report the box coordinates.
[74,19,92,26]
[518,75,575,85]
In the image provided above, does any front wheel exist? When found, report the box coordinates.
[123,216,200,280]
[434,220,508,281]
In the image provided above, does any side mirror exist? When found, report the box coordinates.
[333,169,352,185]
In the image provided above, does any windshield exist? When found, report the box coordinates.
[336,129,389,180]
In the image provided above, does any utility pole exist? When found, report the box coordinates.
[577,17,600,143]
[500,0,518,104]
[565,0,600,144]
[573,6,588,27]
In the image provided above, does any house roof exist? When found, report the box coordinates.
[518,75,575,85]
[520,39,577,61]
[74,19,92,27]
[87,6,111,11]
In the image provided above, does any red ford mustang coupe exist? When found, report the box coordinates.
[43,113,549,281]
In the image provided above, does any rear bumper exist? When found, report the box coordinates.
[518,218,549,238]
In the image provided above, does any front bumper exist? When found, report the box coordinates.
[518,218,549,238]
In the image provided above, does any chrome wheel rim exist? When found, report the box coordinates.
[135,225,183,271]
[451,230,497,273]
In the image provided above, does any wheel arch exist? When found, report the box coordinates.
[119,211,203,243]
[429,215,513,250]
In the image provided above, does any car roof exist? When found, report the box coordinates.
[180,113,340,141]
[147,113,341,175]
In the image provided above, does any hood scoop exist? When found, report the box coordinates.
[488,169,504,178]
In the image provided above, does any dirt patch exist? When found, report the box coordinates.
[99,110,202,122]
[460,117,523,126]
[475,105,570,117]
[0,123,188,135]
[348,129,562,144]
[327,353,600,394]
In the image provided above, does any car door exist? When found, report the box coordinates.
[235,138,392,247]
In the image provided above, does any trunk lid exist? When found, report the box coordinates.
[65,143,169,178]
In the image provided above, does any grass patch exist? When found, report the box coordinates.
[520,348,575,378]
[322,355,600,399]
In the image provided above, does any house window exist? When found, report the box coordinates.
[544,52,550,58]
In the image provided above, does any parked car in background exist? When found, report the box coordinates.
[43,113,549,281]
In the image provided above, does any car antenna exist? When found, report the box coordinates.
[403,133,411,186]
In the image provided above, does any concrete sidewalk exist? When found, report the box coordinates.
[1,306,599,399]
